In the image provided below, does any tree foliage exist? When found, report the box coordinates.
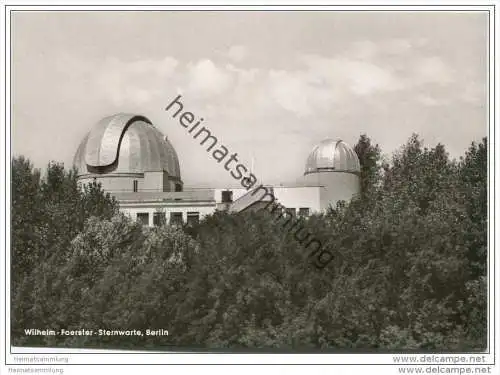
[11,135,488,351]
[354,134,382,203]
[11,158,118,343]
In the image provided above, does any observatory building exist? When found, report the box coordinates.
[73,113,361,226]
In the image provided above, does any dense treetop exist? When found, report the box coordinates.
[11,134,487,351]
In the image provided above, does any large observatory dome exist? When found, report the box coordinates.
[305,139,360,175]
[73,113,181,178]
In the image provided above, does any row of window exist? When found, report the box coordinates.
[136,208,310,226]
[132,180,183,192]
[136,211,200,226]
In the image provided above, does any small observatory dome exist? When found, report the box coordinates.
[303,138,361,210]
[73,113,181,178]
[305,139,360,175]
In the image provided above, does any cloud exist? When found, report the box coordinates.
[417,94,440,106]
[301,54,401,95]
[125,57,178,76]
[268,70,314,116]
[186,59,233,97]
[94,56,179,106]
[413,56,454,85]
[227,45,248,62]
[52,42,457,121]
[460,82,484,104]
[384,38,413,55]
[265,69,339,117]
[343,60,400,95]
[256,54,401,116]
[348,40,379,59]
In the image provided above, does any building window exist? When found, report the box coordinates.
[136,212,149,226]
[175,183,182,192]
[285,208,296,217]
[133,180,138,192]
[170,212,183,226]
[153,212,166,226]
[299,208,310,217]
[187,212,200,226]
[221,190,233,203]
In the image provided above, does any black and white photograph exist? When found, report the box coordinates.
[1,2,497,374]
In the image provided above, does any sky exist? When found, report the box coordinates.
[11,11,488,187]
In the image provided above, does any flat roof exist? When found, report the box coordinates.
[113,190,216,203]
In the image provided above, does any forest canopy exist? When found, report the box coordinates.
[11,134,488,351]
